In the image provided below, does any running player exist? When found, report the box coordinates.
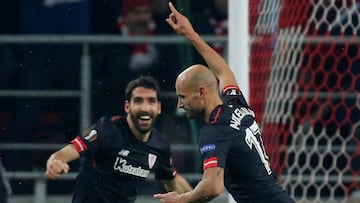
[46,75,192,203]
[153,3,295,203]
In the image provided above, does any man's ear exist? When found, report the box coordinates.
[158,101,162,115]
[124,100,130,113]
[199,86,206,96]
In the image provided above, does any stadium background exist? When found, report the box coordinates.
[0,0,359,203]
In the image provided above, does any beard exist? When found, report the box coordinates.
[129,111,158,134]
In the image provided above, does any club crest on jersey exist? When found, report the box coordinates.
[148,153,157,169]
[200,144,216,154]
[84,129,98,142]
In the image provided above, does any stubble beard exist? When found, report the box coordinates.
[130,112,157,134]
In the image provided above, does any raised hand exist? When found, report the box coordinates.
[166,2,196,37]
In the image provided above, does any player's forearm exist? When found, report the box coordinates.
[49,144,80,164]
[173,175,193,193]
[163,175,193,193]
[185,31,229,79]
[179,178,222,203]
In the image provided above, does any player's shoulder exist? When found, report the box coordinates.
[92,116,113,129]
[148,128,171,149]
[95,116,113,124]
[92,115,126,133]
[208,104,234,126]
[97,115,127,125]
[109,115,126,125]
[150,128,170,144]
[222,85,241,96]
[201,119,228,137]
[202,104,246,136]
[220,85,251,111]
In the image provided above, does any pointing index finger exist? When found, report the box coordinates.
[153,193,164,199]
[168,2,179,14]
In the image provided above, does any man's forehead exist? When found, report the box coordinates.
[176,76,198,92]
[131,87,158,98]
[176,84,196,97]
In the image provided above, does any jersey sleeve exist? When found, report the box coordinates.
[154,145,177,180]
[70,117,115,155]
[199,127,233,171]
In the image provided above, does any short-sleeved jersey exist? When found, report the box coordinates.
[198,85,295,203]
[70,116,176,203]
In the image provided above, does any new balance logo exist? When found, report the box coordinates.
[118,149,130,157]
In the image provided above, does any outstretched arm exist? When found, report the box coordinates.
[154,167,224,203]
[166,2,238,91]
[162,174,193,194]
[45,144,79,180]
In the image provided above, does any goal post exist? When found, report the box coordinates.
[228,0,249,202]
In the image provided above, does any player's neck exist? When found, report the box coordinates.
[204,94,223,123]
[133,131,150,142]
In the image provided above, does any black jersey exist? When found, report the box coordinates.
[198,85,295,203]
[70,116,176,203]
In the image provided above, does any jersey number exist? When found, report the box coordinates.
[244,121,272,175]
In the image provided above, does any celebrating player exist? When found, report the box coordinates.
[153,2,296,203]
[46,75,192,203]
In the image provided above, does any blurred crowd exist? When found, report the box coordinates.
[0,0,228,192]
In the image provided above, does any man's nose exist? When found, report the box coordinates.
[177,99,183,108]
[141,101,153,111]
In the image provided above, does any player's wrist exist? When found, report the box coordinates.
[180,190,196,203]
[178,192,188,203]
[185,31,200,43]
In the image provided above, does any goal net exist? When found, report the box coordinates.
[249,0,360,202]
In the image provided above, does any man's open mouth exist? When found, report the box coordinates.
[139,115,151,121]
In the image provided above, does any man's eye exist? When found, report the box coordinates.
[149,99,157,103]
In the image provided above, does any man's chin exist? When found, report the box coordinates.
[137,127,152,134]
[136,121,153,133]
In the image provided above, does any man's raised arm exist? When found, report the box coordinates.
[166,2,238,91]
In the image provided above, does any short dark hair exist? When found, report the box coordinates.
[125,75,160,101]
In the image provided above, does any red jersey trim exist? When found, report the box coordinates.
[172,170,177,178]
[203,157,218,170]
[211,107,222,124]
[70,137,87,153]
[222,85,240,94]
[111,115,124,122]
